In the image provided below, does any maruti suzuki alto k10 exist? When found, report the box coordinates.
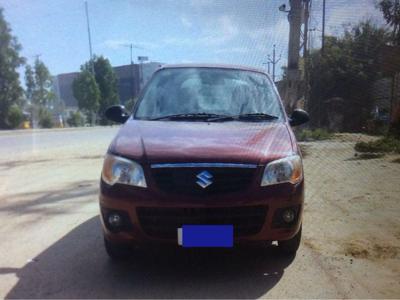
[99,64,309,259]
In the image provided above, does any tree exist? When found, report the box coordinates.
[24,60,56,128]
[25,65,35,103]
[72,70,100,123]
[307,20,390,131]
[33,58,54,107]
[82,56,119,124]
[378,0,400,45]
[7,104,23,128]
[0,8,25,129]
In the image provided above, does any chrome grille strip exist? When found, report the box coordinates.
[150,163,258,169]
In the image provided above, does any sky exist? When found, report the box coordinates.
[1,0,386,81]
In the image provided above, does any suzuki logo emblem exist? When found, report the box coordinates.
[196,170,213,188]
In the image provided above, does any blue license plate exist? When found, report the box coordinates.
[178,225,233,248]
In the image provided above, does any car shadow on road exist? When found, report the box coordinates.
[5,216,295,299]
[0,180,98,216]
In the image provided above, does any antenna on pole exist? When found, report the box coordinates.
[85,1,95,74]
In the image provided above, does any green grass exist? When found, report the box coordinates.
[355,137,400,154]
[296,128,333,142]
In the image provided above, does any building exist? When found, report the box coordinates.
[53,62,162,110]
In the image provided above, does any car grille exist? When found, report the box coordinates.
[151,166,256,195]
[137,206,267,239]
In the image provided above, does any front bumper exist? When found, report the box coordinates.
[99,179,304,245]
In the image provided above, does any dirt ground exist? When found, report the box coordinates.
[0,128,399,298]
[301,133,400,298]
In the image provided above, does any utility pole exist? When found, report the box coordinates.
[122,43,144,100]
[276,0,311,111]
[283,0,303,111]
[303,0,310,57]
[303,0,311,113]
[267,45,281,82]
[30,54,42,128]
[130,45,134,101]
[321,0,326,53]
[85,1,94,75]
[122,44,135,100]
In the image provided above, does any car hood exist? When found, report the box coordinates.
[110,119,295,165]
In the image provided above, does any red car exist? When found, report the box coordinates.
[100,64,309,259]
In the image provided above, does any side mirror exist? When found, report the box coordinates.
[289,109,310,126]
[104,105,130,124]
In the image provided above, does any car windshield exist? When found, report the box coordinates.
[134,68,283,120]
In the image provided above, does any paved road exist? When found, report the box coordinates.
[0,129,399,298]
[0,127,118,157]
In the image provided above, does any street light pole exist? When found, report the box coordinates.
[84,1,94,75]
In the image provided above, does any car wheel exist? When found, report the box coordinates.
[278,225,302,255]
[104,238,132,260]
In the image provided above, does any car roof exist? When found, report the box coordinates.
[159,63,267,75]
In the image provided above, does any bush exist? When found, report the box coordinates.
[7,105,24,129]
[38,109,54,128]
[355,137,400,154]
[67,111,85,127]
[296,128,333,141]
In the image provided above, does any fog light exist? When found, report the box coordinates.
[108,213,122,228]
[282,209,295,223]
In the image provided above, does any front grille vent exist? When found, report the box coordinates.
[137,206,267,239]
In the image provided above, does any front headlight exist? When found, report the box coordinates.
[102,154,147,188]
[261,155,303,186]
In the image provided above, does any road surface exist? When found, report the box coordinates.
[0,128,399,298]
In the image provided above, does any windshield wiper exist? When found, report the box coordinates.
[150,113,225,121]
[237,113,279,120]
[208,113,279,122]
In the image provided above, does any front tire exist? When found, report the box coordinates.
[104,238,132,260]
[278,225,302,255]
